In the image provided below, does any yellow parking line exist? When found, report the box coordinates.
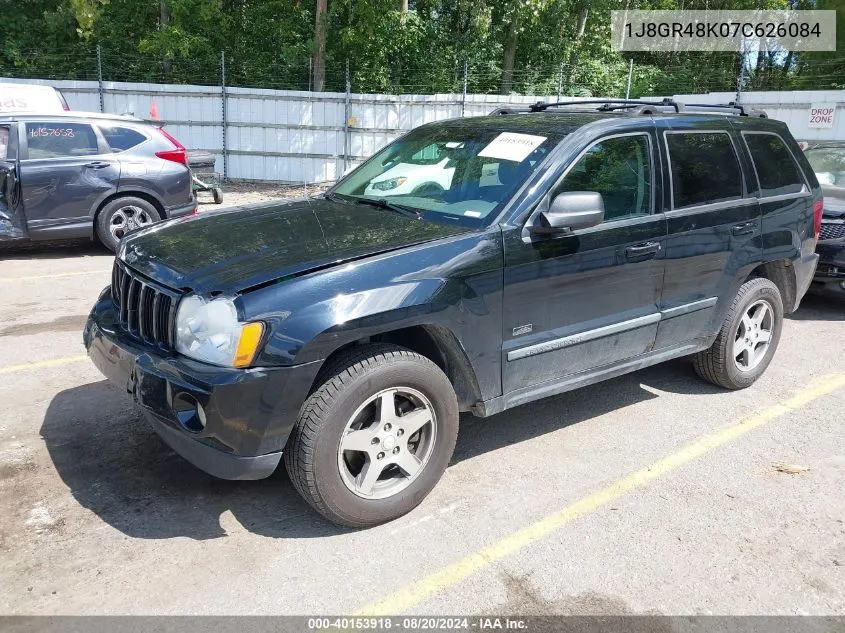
[355,373,845,616]
[0,355,88,375]
[0,269,110,282]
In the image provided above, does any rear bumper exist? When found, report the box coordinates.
[165,198,197,219]
[83,291,322,480]
[792,251,820,311]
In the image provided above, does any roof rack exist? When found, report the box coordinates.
[491,98,767,118]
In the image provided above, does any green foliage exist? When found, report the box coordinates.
[0,0,843,95]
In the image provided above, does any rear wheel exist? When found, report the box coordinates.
[96,196,161,251]
[211,187,223,204]
[284,344,459,528]
[693,277,783,390]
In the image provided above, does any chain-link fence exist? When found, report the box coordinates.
[6,44,844,98]
[4,45,844,184]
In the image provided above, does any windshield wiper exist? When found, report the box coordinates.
[354,197,422,219]
[323,191,351,204]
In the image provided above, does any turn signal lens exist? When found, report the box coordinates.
[233,322,265,368]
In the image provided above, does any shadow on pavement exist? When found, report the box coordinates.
[452,357,723,464]
[0,240,109,260]
[788,293,845,322]
[41,358,720,540]
[41,380,345,541]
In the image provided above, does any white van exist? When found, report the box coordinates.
[0,83,70,113]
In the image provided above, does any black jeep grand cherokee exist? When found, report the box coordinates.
[84,100,821,527]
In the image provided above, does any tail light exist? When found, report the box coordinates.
[58,90,70,111]
[155,128,188,165]
[813,199,824,243]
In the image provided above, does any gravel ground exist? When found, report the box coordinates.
[0,227,843,617]
[198,180,331,209]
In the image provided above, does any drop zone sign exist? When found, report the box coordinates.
[808,103,836,128]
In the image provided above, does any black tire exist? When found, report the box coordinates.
[212,187,223,204]
[693,277,784,390]
[96,196,161,252]
[284,344,459,528]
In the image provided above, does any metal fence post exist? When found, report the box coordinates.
[556,62,563,102]
[96,45,104,113]
[343,60,351,174]
[460,61,468,117]
[734,48,746,105]
[625,58,633,100]
[221,50,228,181]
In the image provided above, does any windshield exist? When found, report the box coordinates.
[331,125,564,225]
[805,147,845,187]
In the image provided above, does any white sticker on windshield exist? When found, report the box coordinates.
[464,210,482,218]
[478,132,547,162]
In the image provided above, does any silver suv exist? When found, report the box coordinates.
[0,111,195,251]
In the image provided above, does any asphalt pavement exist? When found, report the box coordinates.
[0,236,843,616]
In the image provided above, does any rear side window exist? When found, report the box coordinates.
[666,132,742,208]
[743,133,805,197]
[25,122,99,159]
[99,125,147,152]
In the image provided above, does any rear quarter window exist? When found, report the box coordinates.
[743,133,806,197]
[98,125,147,152]
[666,131,743,209]
[25,122,99,158]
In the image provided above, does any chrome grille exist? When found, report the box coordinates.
[819,221,845,241]
[111,260,180,349]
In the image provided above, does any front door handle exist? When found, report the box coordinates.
[625,241,661,262]
[83,161,110,169]
[731,221,757,236]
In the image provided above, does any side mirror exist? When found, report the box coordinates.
[531,191,605,234]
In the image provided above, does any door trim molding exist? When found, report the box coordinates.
[479,341,707,417]
[507,313,661,362]
[507,296,718,362]
[660,296,718,319]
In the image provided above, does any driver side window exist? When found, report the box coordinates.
[557,134,652,222]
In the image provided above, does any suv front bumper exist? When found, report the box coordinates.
[83,292,322,480]
[809,238,845,299]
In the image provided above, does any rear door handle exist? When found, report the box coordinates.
[625,241,661,262]
[731,221,757,236]
[83,161,110,169]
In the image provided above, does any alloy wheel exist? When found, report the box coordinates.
[109,205,154,241]
[733,299,774,372]
[337,387,437,500]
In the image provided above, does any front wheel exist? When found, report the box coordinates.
[284,344,459,528]
[693,277,784,390]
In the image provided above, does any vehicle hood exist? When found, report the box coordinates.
[821,187,845,218]
[120,198,474,294]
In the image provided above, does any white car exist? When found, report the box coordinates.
[0,83,70,113]
[364,157,455,197]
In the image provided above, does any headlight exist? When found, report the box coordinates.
[371,177,407,191]
[175,295,264,368]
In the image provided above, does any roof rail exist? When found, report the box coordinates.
[491,98,767,118]
[683,102,768,118]
[527,98,681,113]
